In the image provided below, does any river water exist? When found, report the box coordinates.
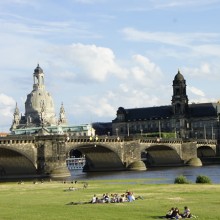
[68,165,220,184]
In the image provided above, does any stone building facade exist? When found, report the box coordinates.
[112,70,220,139]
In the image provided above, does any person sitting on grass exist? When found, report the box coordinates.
[165,207,175,218]
[181,206,191,218]
[171,207,182,219]
[91,194,97,203]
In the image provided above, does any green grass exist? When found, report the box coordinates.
[0,179,220,220]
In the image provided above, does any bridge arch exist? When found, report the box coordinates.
[197,145,216,158]
[141,144,184,167]
[0,146,37,176]
[66,143,125,171]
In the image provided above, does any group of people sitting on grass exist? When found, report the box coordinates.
[165,206,193,219]
[91,190,141,203]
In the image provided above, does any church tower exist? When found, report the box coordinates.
[10,103,21,130]
[24,64,57,127]
[171,69,188,115]
[171,70,189,138]
[58,103,67,125]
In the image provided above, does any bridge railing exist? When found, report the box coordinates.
[191,138,217,145]
[67,135,123,143]
[0,135,35,144]
[0,134,217,145]
[66,135,183,144]
[66,135,218,145]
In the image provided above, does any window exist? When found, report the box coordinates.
[118,114,124,121]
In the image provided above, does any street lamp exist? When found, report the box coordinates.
[127,123,130,136]
[217,114,220,140]
[116,128,118,137]
[204,125,206,140]
[158,120,161,139]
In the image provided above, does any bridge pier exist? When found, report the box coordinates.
[181,142,198,162]
[36,135,70,178]
[123,140,147,171]
[180,142,202,166]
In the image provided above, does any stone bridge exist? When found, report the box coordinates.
[0,134,219,177]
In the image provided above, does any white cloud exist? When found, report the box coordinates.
[192,44,220,57]
[189,97,217,104]
[119,84,129,93]
[0,93,15,107]
[0,12,101,41]
[0,0,36,5]
[69,95,115,122]
[48,43,127,82]
[122,28,220,47]
[182,63,219,79]
[151,0,220,9]
[119,90,161,108]
[133,54,163,76]
[124,0,220,12]
[188,86,205,97]
[0,31,50,70]
[130,54,163,87]
[0,93,15,131]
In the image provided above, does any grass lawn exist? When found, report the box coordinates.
[0,179,220,220]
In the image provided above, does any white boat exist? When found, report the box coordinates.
[66,157,86,170]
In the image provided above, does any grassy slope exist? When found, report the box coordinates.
[0,179,220,220]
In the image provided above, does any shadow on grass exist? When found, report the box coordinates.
[66,201,90,205]
[151,216,167,219]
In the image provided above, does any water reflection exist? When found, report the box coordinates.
[68,165,220,184]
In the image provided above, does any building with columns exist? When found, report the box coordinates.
[112,70,220,140]
[10,65,95,136]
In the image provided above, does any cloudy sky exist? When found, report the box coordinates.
[1,0,220,131]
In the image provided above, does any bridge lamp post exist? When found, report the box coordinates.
[158,120,161,139]
[211,125,214,140]
[116,128,118,137]
[217,114,220,140]
[204,125,207,140]
[127,123,130,137]
[140,129,143,136]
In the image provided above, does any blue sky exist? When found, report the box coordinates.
[1,0,220,131]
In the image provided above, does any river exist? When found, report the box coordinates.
[67,165,220,184]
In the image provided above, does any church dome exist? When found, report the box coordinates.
[117,107,126,114]
[25,90,56,125]
[24,65,57,126]
[34,64,43,74]
[174,70,184,81]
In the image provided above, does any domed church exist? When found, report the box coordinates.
[10,65,66,133]
[10,65,94,136]
[112,70,220,140]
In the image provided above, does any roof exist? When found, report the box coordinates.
[34,64,43,74]
[11,124,93,135]
[188,103,220,117]
[121,105,173,121]
[113,102,220,122]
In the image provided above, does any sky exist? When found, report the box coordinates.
[1,0,220,132]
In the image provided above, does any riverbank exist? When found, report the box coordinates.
[0,179,219,219]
